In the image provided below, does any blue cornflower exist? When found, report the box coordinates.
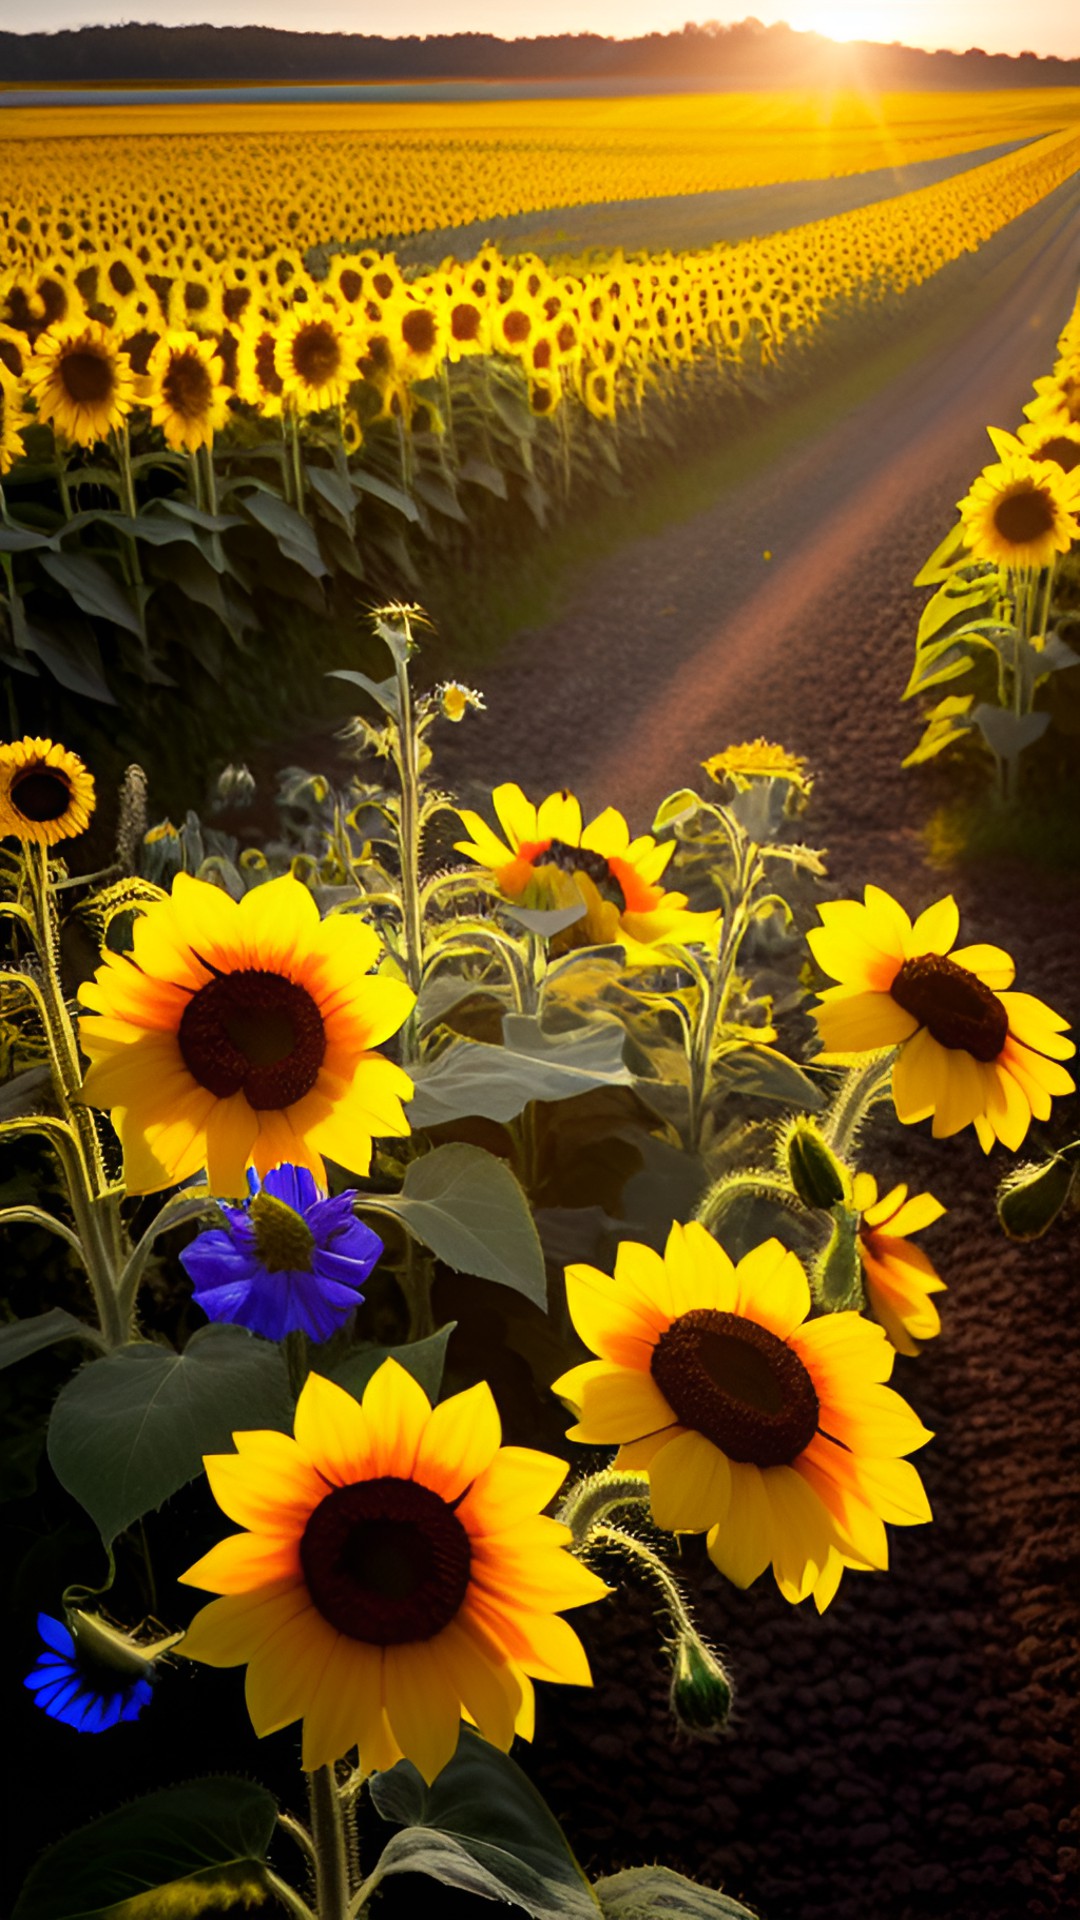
[179,1162,384,1343]
[24,1613,155,1733]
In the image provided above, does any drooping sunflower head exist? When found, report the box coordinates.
[274,307,357,413]
[454,783,718,959]
[809,885,1075,1152]
[0,737,96,848]
[702,738,811,796]
[24,320,137,448]
[178,1360,606,1779]
[958,454,1080,571]
[146,329,229,452]
[553,1224,932,1611]
[78,872,416,1196]
[852,1172,947,1359]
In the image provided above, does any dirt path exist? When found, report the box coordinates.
[440,179,1080,1918]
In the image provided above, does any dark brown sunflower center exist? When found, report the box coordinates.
[890,952,1007,1061]
[992,487,1054,546]
[300,1476,471,1644]
[61,348,114,405]
[650,1307,819,1467]
[178,967,326,1108]
[163,351,213,419]
[254,333,284,397]
[451,301,481,341]
[11,765,72,822]
[400,307,437,356]
[292,322,341,385]
[1033,435,1080,473]
[536,839,626,911]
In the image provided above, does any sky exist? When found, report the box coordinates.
[4,0,1078,60]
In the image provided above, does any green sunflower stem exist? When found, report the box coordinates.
[389,622,425,1014]
[695,1169,797,1233]
[306,1765,350,1920]
[822,1053,895,1161]
[557,1468,652,1548]
[585,1521,699,1646]
[23,845,130,1347]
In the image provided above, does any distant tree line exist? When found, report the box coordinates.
[1,20,1077,87]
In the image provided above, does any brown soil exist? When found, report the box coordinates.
[434,191,1080,1919]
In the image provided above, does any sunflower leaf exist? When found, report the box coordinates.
[405,1014,632,1129]
[46,1326,293,1545]
[322,1323,455,1404]
[367,1143,546,1305]
[237,490,329,578]
[11,1777,277,1920]
[971,704,1051,761]
[0,1308,98,1372]
[365,1728,600,1918]
[593,1865,757,1918]
[327,667,401,717]
[38,551,143,637]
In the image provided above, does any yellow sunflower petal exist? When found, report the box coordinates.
[563,1262,666,1366]
[413,1380,502,1502]
[204,1092,259,1196]
[536,789,583,843]
[293,1369,371,1485]
[301,1635,387,1772]
[664,1220,736,1315]
[179,1581,310,1666]
[731,1239,809,1339]
[202,1434,326,1534]
[456,1447,569,1536]
[891,1026,943,1123]
[244,1605,340,1737]
[492,784,538,851]
[885,1192,946,1236]
[435,1617,523,1752]
[908,895,959,957]
[705,1460,774,1589]
[565,1361,677,1445]
[764,1464,835,1603]
[179,1530,301,1594]
[815,989,918,1055]
[949,943,1016,989]
[362,1357,432,1479]
[383,1639,467,1784]
[647,1427,731,1533]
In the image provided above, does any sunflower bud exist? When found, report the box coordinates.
[996,1153,1075,1241]
[814,1207,864,1312]
[784,1118,849,1211]
[438,681,485,724]
[211,763,256,814]
[669,1627,733,1739]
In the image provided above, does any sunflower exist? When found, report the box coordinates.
[275,308,357,414]
[179,1361,605,1779]
[702,739,811,794]
[235,318,285,419]
[552,1224,932,1610]
[957,455,1079,571]
[78,872,415,1196]
[454,784,718,959]
[24,320,137,447]
[0,367,28,475]
[386,292,447,384]
[146,329,229,453]
[853,1173,946,1357]
[987,420,1080,478]
[0,737,96,847]
[809,886,1075,1152]
[1023,370,1080,430]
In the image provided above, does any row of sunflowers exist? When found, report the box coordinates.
[4,87,1076,268]
[903,286,1080,793]
[1,128,1077,724]
[3,603,1076,1916]
[2,127,1078,457]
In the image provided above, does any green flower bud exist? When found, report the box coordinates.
[813,1207,864,1313]
[783,1118,850,1212]
[669,1629,733,1739]
[997,1154,1075,1241]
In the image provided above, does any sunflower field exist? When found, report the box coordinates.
[0,123,1077,723]
[2,69,1079,1920]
